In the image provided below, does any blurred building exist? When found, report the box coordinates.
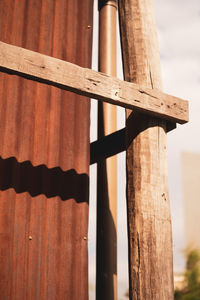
[174,274,185,291]
[182,152,200,248]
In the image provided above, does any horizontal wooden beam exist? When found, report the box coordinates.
[0,41,188,124]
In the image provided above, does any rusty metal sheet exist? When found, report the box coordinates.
[0,1,93,299]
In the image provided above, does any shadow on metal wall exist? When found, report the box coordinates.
[0,156,89,202]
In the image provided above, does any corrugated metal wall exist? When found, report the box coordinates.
[0,1,93,299]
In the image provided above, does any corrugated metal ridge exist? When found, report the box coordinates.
[0,1,93,299]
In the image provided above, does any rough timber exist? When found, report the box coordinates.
[119,0,174,298]
[0,41,188,124]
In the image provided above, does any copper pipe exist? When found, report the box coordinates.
[96,1,117,300]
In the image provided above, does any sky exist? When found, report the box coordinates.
[156,0,200,274]
[89,1,200,299]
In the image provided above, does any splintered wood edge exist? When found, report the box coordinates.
[0,41,189,124]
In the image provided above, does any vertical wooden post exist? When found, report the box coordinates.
[118,0,174,299]
[96,1,117,300]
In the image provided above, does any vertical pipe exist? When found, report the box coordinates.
[96,1,117,300]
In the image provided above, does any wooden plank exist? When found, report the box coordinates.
[0,41,188,124]
[119,0,174,299]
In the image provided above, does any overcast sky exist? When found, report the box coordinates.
[156,0,200,275]
[89,1,200,299]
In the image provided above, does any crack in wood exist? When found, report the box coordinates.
[137,232,140,270]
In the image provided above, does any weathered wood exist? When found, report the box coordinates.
[0,41,188,124]
[119,0,174,299]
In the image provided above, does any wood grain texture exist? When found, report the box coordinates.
[0,41,188,124]
[118,0,174,299]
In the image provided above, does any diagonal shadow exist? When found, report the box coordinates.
[90,111,173,164]
[0,156,89,203]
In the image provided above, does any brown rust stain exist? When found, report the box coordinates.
[0,1,93,299]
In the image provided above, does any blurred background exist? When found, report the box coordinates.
[89,0,200,298]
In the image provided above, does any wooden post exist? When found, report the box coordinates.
[118,0,174,299]
[96,1,117,299]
